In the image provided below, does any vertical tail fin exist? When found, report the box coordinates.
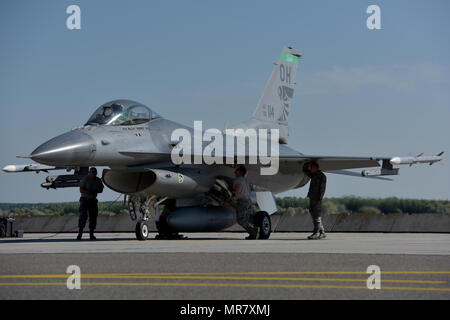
[231,46,301,143]
[253,47,301,126]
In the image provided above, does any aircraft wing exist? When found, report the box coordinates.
[122,150,396,178]
[278,154,383,171]
[124,148,443,179]
[120,151,383,171]
[277,154,403,178]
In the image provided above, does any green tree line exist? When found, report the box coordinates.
[0,201,128,217]
[275,197,450,215]
[0,197,448,217]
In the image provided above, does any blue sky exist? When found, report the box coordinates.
[1,0,449,202]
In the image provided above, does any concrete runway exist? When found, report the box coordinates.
[0,232,449,300]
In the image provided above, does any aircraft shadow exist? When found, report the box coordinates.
[1,236,313,243]
[0,237,136,244]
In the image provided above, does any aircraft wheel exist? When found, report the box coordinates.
[254,211,271,239]
[135,221,149,241]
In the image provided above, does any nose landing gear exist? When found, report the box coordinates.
[128,195,162,241]
[135,220,149,240]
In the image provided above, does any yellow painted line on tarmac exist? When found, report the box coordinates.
[76,276,448,285]
[105,271,450,275]
[0,274,445,284]
[0,282,449,292]
[1,271,450,277]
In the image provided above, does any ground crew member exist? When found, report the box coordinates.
[233,165,259,239]
[303,161,327,240]
[77,167,104,240]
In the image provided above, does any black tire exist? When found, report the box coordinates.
[135,221,149,241]
[254,211,271,239]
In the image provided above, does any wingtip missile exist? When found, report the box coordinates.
[3,164,61,173]
[389,152,444,166]
[3,165,23,172]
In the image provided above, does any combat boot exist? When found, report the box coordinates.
[307,232,320,240]
[89,230,96,240]
[245,227,259,240]
[318,224,327,239]
[318,231,327,239]
[76,228,83,240]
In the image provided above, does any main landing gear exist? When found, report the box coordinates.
[254,211,272,239]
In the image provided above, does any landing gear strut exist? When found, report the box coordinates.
[128,195,184,240]
[129,195,160,241]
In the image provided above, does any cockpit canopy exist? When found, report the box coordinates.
[86,99,161,126]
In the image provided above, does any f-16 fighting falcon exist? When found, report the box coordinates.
[3,47,444,240]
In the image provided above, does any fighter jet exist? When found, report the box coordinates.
[3,47,443,240]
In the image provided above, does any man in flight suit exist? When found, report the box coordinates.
[233,165,259,240]
[303,161,327,240]
[77,167,104,240]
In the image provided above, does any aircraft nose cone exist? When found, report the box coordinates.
[31,130,96,166]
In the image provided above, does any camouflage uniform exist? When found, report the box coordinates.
[304,165,327,234]
[233,176,258,237]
